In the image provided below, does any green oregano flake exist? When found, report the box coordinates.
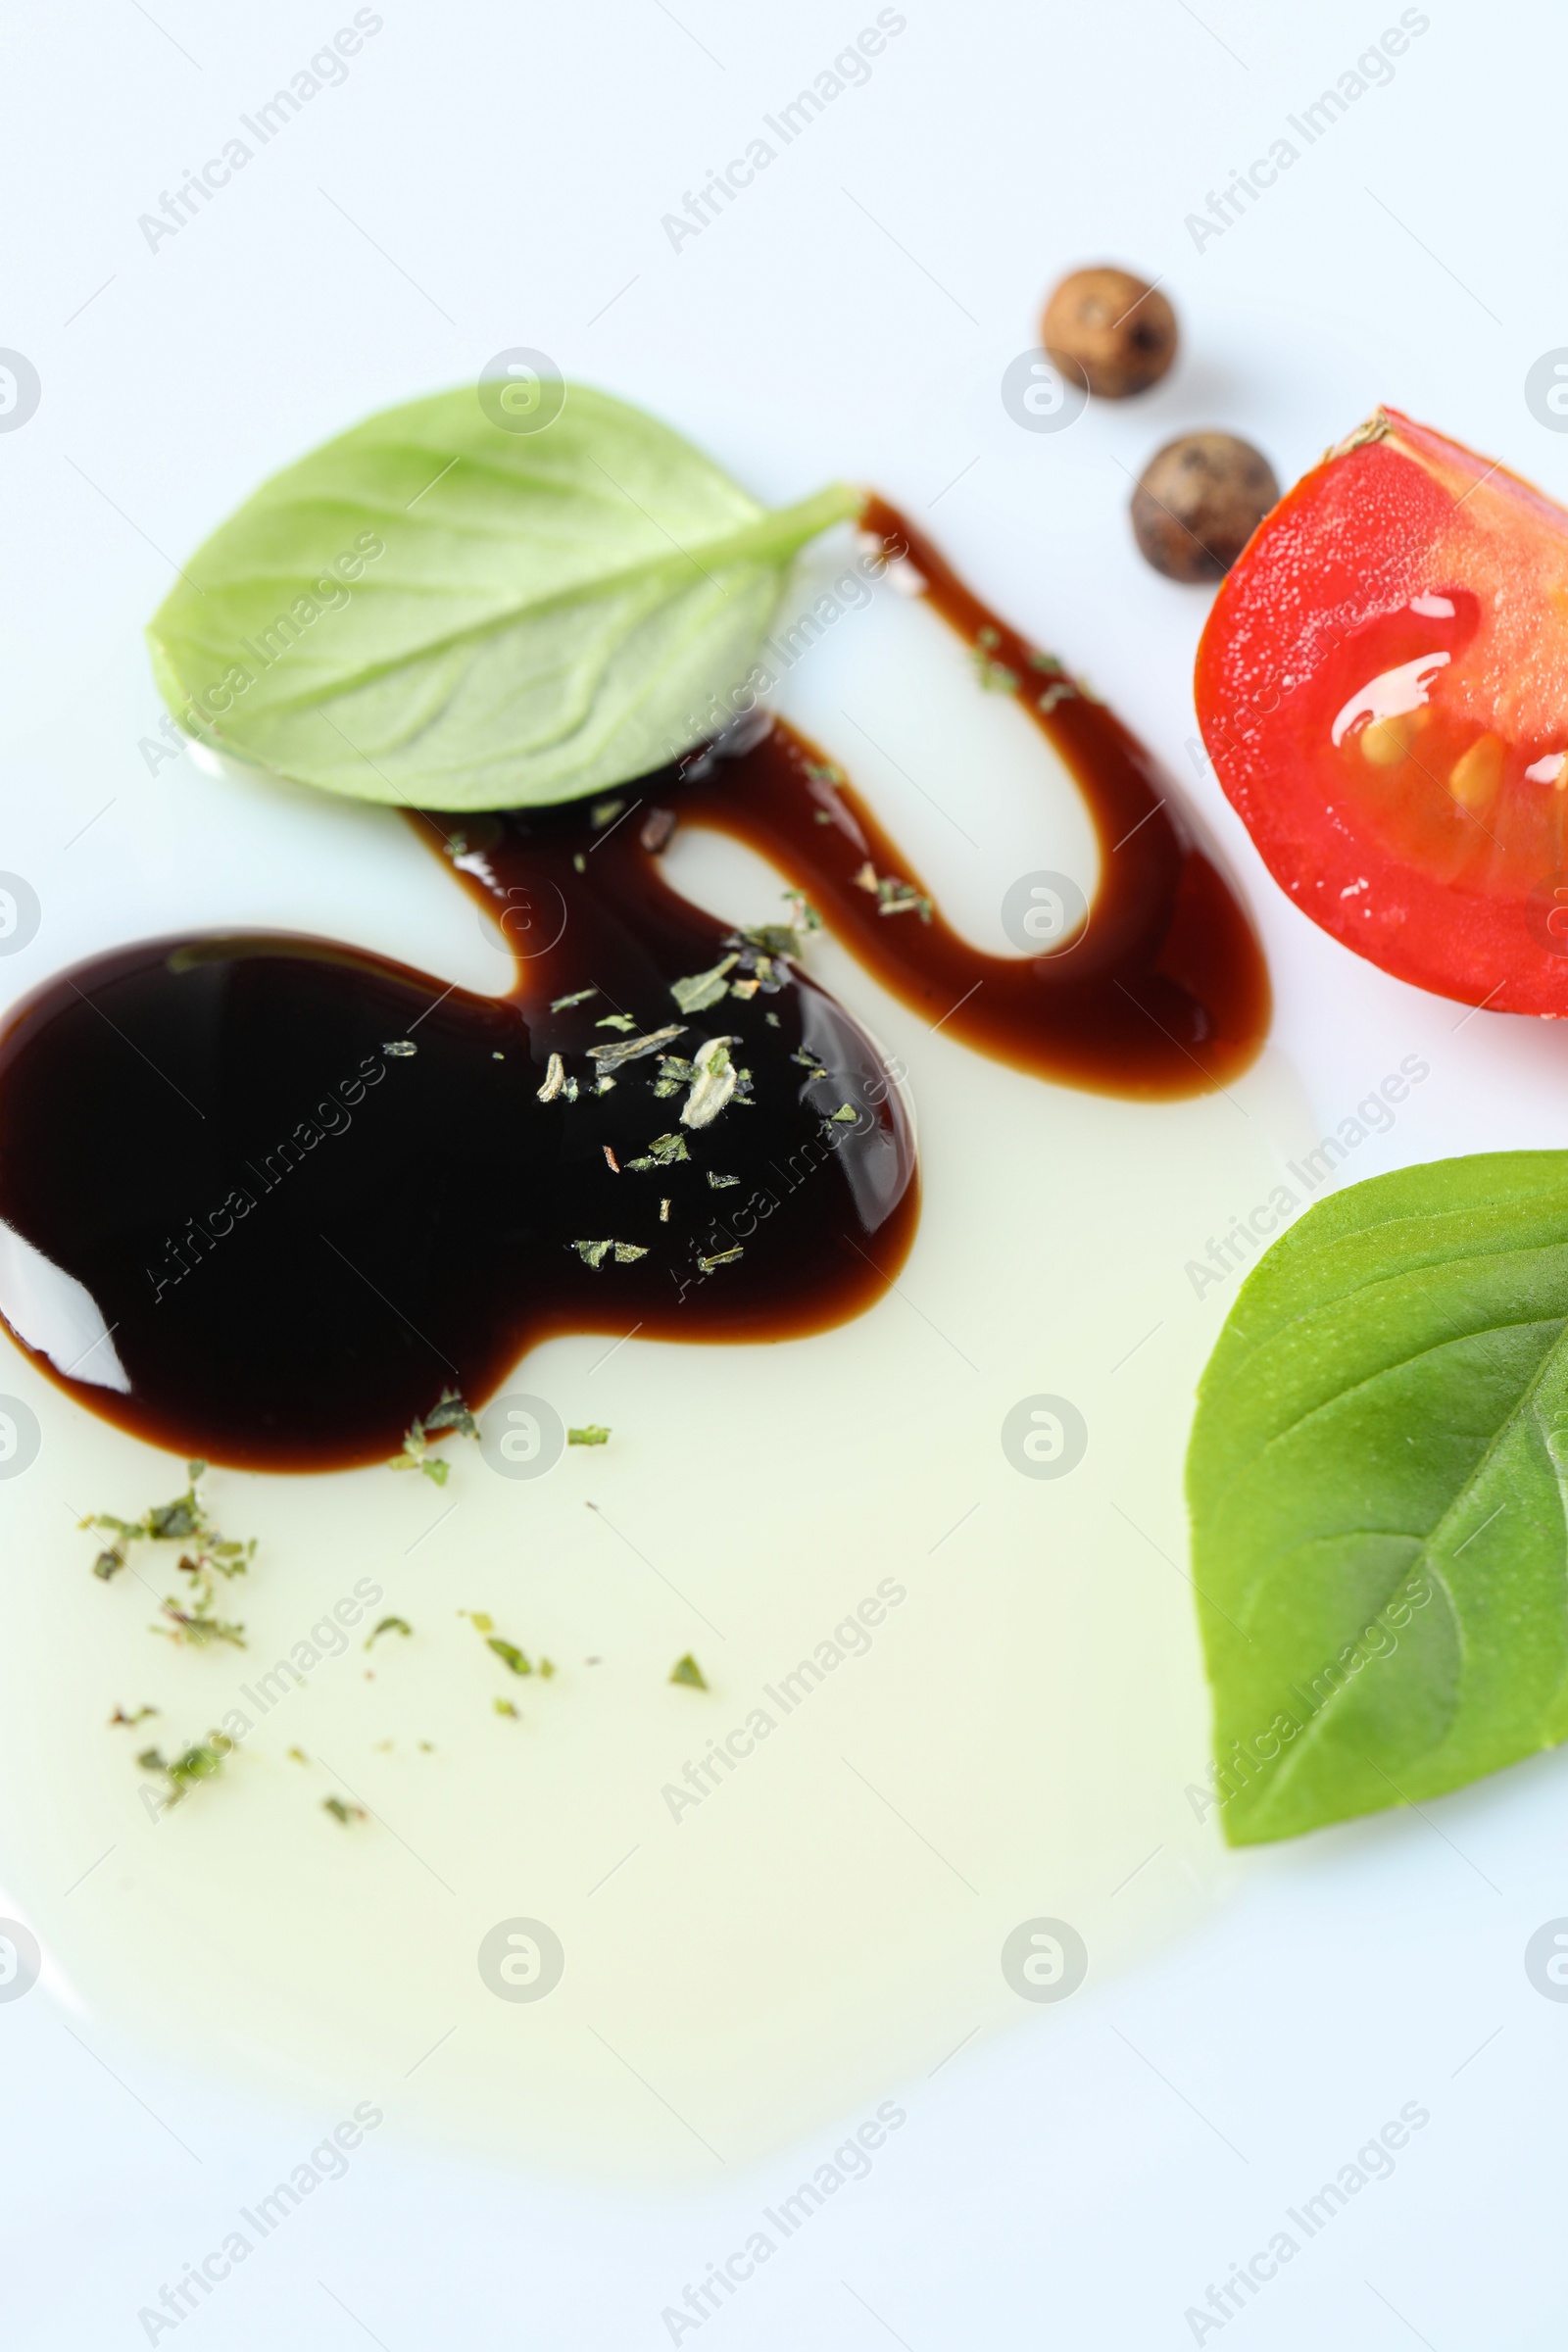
[969,626,1016,692]
[1188,1150,1568,1847]
[669,1653,709,1690]
[147,1479,203,1541]
[460,1612,545,1680]
[626,1131,690,1171]
[589,1022,686,1070]
[323,1795,367,1826]
[388,1389,478,1482]
[783,890,823,934]
[138,1732,232,1806]
[156,1592,247,1649]
[422,1392,479,1439]
[740,922,803,959]
[595,1012,637,1032]
[670,954,739,1014]
[852,860,932,922]
[86,1464,256,1646]
[551,987,599,1011]
[365,1616,413,1649]
[166,1739,228,1789]
[568,1424,612,1446]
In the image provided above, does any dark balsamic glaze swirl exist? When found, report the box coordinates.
[0,504,1267,1470]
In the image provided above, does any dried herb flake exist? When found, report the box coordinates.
[85,1464,255,1649]
[365,1616,413,1649]
[626,1130,690,1172]
[388,1390,478,1483]
[588,1022,687,1070]
[670,955,738,1014]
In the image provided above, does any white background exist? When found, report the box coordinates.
[6,0,1568,2344]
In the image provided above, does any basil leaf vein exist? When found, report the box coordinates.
[1187,1152,1568,1843]
[147,384,861,810]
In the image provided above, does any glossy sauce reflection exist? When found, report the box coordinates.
[0,503,1268,1468]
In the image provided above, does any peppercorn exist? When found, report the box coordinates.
[1130,432,1280,582]
[1042,266,1177,400]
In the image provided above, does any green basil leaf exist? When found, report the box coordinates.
[1187,1151,1568,1844]
[146,385,860,810]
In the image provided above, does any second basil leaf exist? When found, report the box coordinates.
[1188,1152,1568,1844]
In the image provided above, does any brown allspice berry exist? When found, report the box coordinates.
[1042,266,1177,399]
[1130,431,1280,582]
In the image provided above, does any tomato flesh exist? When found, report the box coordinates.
[1196,408,1568,1013]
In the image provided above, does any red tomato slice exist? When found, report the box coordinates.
[1196,407,1568,1013]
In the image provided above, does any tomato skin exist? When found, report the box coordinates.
[1196,409,1568,1015]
